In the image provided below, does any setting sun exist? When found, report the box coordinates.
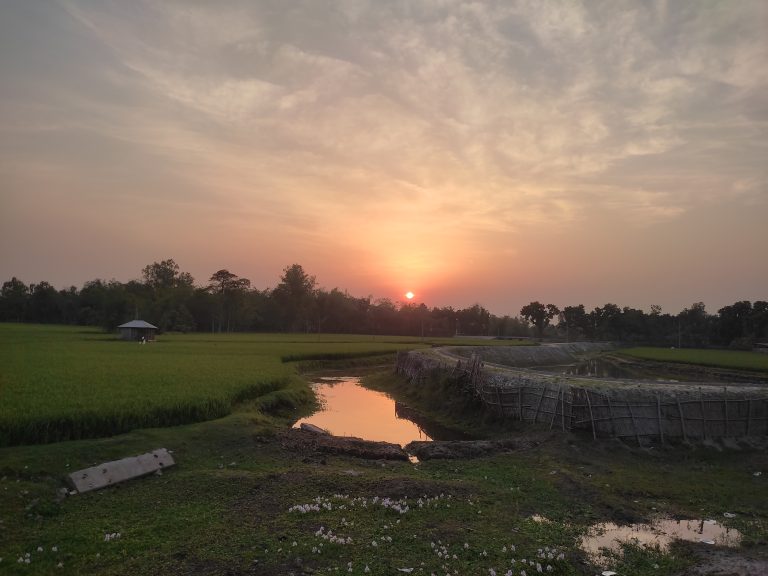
[405,291,414,300]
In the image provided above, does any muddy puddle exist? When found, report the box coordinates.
[530,513,742,566]
[580,517,742,566]
[293,375,467,446]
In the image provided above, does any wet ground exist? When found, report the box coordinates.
[580,517,742,567]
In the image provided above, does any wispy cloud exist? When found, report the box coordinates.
[1,0,766,310]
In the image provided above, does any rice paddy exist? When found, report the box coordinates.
[0,324,531,446]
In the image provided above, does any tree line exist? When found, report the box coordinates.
[1,259,766,347]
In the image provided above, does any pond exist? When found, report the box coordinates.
[292,375,468,446]
[535,358,689,381]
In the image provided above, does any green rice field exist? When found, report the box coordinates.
[619,346,768,372]
[0,324,530,446]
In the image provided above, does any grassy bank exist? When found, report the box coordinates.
[619,346,768,373]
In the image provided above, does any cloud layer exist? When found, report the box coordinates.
[1,0,766,313]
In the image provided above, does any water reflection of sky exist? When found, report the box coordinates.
[580,517,742,567]
[293,377,434,446]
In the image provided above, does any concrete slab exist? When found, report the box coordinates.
[300,422,329,435]
[68,448,175,493]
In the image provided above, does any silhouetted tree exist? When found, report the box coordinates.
[1,277,29,322]
[140,259,196,331]
[272,264,316,332]
[208,269,251,332]
[520,301,560,339]
[559,305,588,341]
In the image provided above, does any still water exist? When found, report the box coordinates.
[537,358,698,381]
[293,375,467,446]
[533,514,741,567]
[580,517,741,566]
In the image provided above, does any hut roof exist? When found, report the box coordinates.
[117,320,158,329]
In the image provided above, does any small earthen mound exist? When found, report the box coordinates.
[282,428,408,460]
[406,438,537,460]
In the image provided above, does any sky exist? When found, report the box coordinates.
[1,0,766,317]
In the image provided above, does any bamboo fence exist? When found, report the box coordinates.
[395,351,768,443]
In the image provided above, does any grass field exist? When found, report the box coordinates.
[0,324,530,446]
[1,325,766,575]
[0,389,765,576]
[619,346,768,372]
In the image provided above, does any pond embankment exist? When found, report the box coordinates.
[396,344,768,443]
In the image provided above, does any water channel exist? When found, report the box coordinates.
[292,375,468,446]
[535,357,696,381]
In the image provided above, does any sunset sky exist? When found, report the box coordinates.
[1,1,766,316]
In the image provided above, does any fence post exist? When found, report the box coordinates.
[700,387,707,440]
[627,401,640,445]
[562,388,567,432]
[585,389,597,440]
[677,398,687,442]
[746,399,752,436]
[550,387,561,430]
[533,385,547,424]
[656,393,664,445]
[495,386,504,417]
[723,386,729,437]
[606,396,616,437]
[518,386,523,421]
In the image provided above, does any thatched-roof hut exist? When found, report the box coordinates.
[117,320,158,341]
